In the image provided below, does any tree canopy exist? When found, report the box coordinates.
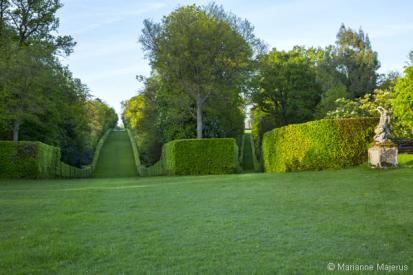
[0,0,117,166]
[139,4,258,138]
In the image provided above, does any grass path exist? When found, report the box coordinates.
[93,130,137,178]
[0,164,412,273]
[241,133,254,172]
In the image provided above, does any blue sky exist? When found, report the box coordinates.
[57,0,413,115]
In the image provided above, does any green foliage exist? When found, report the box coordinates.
[399,154,413,168]
[250,107,277,160]
[0,0,117,167]
[126,128,140,174]
[252,47,322,127]
[315,82,347,118]
[140,4,256,138]
[334,24,380,98]
[0,141,39,178]
[304,25,381,118]
[326,89,393,119]
[262,118,377,173]
[0,141,91,179]
[326,66,413,138]
[393,66,413,137]
[56,162,91,178]
[140,138,239,176]
[123,74,244,166]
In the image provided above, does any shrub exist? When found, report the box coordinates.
[140,138,239,176]
[262,118,378,172]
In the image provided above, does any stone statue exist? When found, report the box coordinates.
[373,106,391,144]
[368,106,398,168]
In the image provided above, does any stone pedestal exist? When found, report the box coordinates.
[368,144,398,168]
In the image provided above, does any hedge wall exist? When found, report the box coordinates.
[262,118,378,173]
[0,141,91,179]
[1,141,41,178]
[126,128,141,175]
[140,138,240,176]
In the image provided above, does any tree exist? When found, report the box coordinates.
[252,47,322,127]
[139,5,255,138]
[334,24,380,98]
[377,71,400,91]
[0,0,75,141]
[0,44,51,141]
[0,0,10,34]
[8,0,74,51]
[393,66,413,137]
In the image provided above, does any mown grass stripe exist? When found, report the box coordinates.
[93,131,137,178]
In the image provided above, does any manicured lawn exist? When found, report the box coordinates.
[0,163,412,274]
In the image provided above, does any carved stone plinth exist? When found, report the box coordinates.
[368,144,398,168]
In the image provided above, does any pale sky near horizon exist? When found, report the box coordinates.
[57,0,413,116]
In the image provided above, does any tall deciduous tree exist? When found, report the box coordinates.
[139,5,255,138]
[334,24,380,99]
[393,66,413,137]
[252,47,322,127]
[0,0,75,141]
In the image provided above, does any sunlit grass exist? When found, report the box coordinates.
[0,164,412,273]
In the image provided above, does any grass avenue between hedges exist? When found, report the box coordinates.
[0,160,412,274]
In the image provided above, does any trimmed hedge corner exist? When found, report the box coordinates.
[140,138,239,176]
[262,118,378,173]
[0,141,91,179]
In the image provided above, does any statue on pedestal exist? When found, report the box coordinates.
[368,106,398,168]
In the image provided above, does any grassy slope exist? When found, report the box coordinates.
[241,134,254,172]
[93,130,137,178]
[0,162,412,273]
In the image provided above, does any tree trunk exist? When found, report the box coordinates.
[196,96,203,139]
[13,120,21,142]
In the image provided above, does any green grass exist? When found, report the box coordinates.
[0,161,412,273]
[241,134,254,172]
[93,130,137,178]
[399,153,413,168]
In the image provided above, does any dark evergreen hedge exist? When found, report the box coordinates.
[262,118,378,173]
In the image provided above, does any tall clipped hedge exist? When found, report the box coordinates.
[140,138,239,176]
[0,141,91,179]
[0,129,113,179]
[262,118,378,173]
[126,128,141,174]
[1,141,60,178]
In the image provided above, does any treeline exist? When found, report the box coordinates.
[123,4,261,165]
[122,3,413,165]
[0,0,117,167]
